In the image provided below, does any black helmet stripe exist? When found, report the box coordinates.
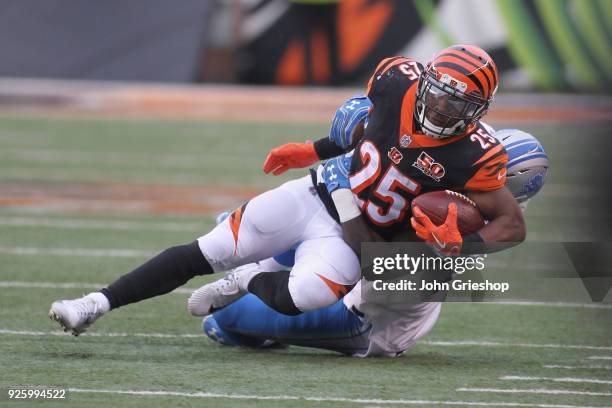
[449,45,498,86]
[437,52,492,92]
[434,62,485,97]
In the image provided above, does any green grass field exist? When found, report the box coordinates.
[0,115,610,408]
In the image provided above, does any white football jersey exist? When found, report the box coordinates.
[343,280,442,357]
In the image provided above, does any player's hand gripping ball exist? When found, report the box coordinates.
[410,190,485,256]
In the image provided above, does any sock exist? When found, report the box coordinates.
[247,270,301,315]
[101,241,213,310]
[87,291,111,314]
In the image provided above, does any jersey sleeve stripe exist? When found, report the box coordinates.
[472,144,504,166]
[465,152,508,191]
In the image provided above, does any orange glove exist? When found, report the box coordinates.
[262,142,319,175]
[411,203,463,256]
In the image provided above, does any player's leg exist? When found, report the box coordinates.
[205,294,371,355]
[196,235,360,316]
[49,176,321,335]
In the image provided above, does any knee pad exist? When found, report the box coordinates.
[288,272,344,312]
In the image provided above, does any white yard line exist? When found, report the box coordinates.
[0,329,609,352]
[0,281,193,294]
[66,387,611,408]
[488,301,612,310]
[588,356,612,360]
[424,341,612,351]
[544,365,612,371]
[0,329,201,338]
[500,375,612,385]
[0,246,155,258]
[0,216,202,232]
[458,387,612,397]
[1,147,236,168]
[1,280,610,310]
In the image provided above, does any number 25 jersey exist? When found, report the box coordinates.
[349,57,507,240]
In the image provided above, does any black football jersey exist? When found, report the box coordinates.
[348,57,507,240]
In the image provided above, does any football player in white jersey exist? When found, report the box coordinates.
[198,128,549,357]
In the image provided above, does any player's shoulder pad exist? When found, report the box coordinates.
[464,122,508,191]
[367,57,423,97]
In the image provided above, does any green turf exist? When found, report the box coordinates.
[0,115,610,407]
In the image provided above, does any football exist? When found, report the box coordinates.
[411,190,485,235]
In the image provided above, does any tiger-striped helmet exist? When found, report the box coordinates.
[415,44,499,139]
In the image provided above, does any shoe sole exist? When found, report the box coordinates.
[48,303,85,337]
[188,286,246,317]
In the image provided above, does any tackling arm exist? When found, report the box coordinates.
[263,96,371,175]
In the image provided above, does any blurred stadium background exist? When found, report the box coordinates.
[0,1,611,407]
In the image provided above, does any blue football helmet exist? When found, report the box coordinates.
[494,129,549,202]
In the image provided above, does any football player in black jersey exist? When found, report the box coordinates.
[48,45,526,336]
[264,44,525,257]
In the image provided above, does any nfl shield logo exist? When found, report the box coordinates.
[400,134,412,148]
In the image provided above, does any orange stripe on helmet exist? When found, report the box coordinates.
[316,274,352,299]
[437,51,494,94]
[446,45,498,98]
[434,61,487,98]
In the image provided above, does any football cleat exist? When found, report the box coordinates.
[48,295,106,336]
[188,269,248,316]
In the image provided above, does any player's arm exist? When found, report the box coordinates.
[321,154,385,257]
[337,207,386,257]
[462,137,526,251]
[465,187,526,248]
[412,139,525,255]
[262,96,371,175]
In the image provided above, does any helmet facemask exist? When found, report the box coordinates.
[415,70,490,139]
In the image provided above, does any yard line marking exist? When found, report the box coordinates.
[487,301,612,310]
[544,365,612,370]
[0,246,155,258]
[66,387,612,407]
[500,375,612,385]
[588,356,612,360]
[0,280,609,309]
[458,387,612,397]
[424,341,612,351]
[0,216,201,232]
[0,329,201,338]
[0,329,609,352]
[0,281,193,294]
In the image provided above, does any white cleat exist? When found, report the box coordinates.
[187,264,262,316]
[48,296,105,336]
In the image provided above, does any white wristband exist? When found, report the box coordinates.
[331,188,361,223]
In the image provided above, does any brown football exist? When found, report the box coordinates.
[411,190,485,235]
